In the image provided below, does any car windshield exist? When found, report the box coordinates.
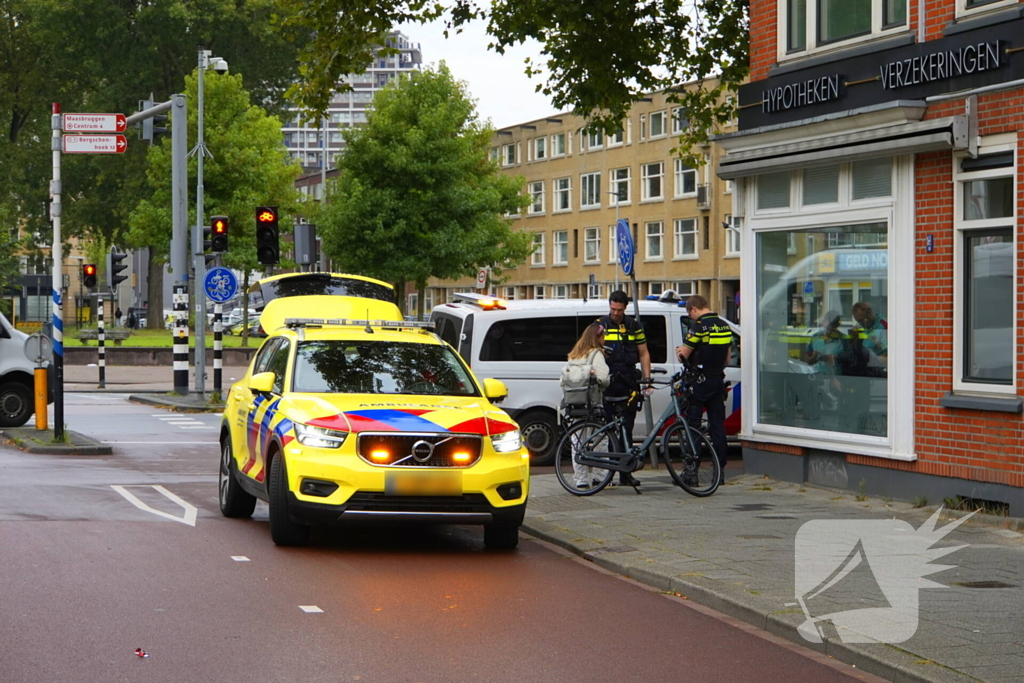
[292,340,479,396]
[250,275,395,310]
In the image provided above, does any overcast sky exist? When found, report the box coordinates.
[398,19,562,129]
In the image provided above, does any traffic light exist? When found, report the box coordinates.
[210,216,228,253]
[82,264,97,289]
[106,250,128,290]
[255,206,280,265]
[139,98,168,145]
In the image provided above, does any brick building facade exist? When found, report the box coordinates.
[718,0,1024,513]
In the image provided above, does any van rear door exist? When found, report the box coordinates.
[431,310,473,359]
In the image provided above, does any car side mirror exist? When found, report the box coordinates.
[249,371,275,394]
[482,378,508,403]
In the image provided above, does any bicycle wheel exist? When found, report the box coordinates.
[662,423,721,497]
[554,421,617,496]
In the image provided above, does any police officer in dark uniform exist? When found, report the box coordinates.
[598,290,652,487]
[676,295,732,485]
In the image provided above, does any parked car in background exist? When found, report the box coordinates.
[0,312,54,427]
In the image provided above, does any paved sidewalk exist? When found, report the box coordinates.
[523,471,1024,683]
[63,364,248,394]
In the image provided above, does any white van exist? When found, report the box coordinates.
[0,313,53,428]
[431,294,741,465]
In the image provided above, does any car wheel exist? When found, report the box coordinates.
[518,410,559,466]
[268,453,310,546]
[483,523,520,550]
[0,381,33,428]
[219,438,256,518]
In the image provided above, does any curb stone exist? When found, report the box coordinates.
[1,428,112,455]
[128,393,225,413]
[521,519,980,683]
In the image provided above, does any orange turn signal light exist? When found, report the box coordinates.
[452,451,471,463]
[370,449,390,462]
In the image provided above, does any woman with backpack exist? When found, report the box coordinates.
[561,323,610,489]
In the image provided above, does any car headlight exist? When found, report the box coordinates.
[294,423,348,449]
[490,429,522,453]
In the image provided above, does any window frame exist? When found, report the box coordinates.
[649,111,667,138]
[528,180,545,215]
[553,230,570,265]
[610,167,631,206]
[531,232,545,266]
[584,227,602,264]
[671,108,688,135]
[725,214,741,257]
[641,161,665,201]
[502,143,516,166]
[586,128,603,150]
[674,159,697,198]
[952,147,1017,396]
[673,217,699,259]
[645,221,665,261]
[551,132,567,157]
[957,0,1016,19]
[553,177,572,213]
[609,124,625,147]
[778,0,908,62]
[534,136,547,160]
[580,172,602,209]
[608,225,620,264]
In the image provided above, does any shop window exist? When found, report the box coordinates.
[584,227,601,263]
[611,167,631,204]
[553,231,569,265]
[531,233,545,266]
[674,218,698,258]
[755,222,889,437]
[757,172,791,210]
[803,165,839,205]
[963,230,1013,384]
[851,158,892,200]
[553,177,572,212]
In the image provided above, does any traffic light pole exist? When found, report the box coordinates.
[97,294,105,389]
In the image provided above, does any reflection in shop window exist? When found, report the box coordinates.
[964,230,1013,384]
[756,222,888,438]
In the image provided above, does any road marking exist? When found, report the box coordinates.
[111,485,198,526]
[231,556,250,562]
[299,606,323,613]
[102,441,217,445]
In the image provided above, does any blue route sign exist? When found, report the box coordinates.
[204,267,237,303]
[616,219,634,276]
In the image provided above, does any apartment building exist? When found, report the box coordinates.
[281,32,422,175]
[427,89,741,321]
[717,0,1024,512]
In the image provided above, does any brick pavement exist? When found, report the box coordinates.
[523,471,1024,683]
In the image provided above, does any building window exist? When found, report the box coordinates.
[503,144,515,166]
[674,159,697,197]
[609,125,625,146]
[553,284,569,299]
[504,286,516,300]
[639,114,646,140]
[528,181,545,214]
[784,0,906,56]
[586,128,603,150]
[489,148,499,162]
[581,172,601,208]
[851,158,892,200]
[608,225,619,262]
[673,218,698,258]
[674,281,696,296]
[642,162,664,201]
[535,137,546,159]
[649,111,666,138]
[553,230,569,265]
[531,233,545,266]
[551,132,567,157]
[756,222,889,437]
[584,227,601,263]
[803,165,840,205]
[553,177,572,212]
[534,285,546,300]
[757,171,791,210]
[671,108,688,134]
[610,167,631,205]
[645,221,664,260]
[588,283,603,299]
[725,214,741,256]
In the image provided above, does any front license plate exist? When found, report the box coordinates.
[385,471,463,496]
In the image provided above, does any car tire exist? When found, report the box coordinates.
[0,381,33,428]
[268,453,310,546]
[219,438,256,518]
[518,409,560,466]
[483,523,520,550]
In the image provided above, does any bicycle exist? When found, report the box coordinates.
[553,370,721,497]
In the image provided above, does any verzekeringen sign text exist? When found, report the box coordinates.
[880,41,1001,90]
[762,74,842,113]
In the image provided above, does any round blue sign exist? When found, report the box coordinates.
[616,219,634,276]
[204,267,237,303]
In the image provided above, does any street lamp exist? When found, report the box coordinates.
[188,47,228,396]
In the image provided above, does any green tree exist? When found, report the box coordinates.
[127,70,301,337]
[309,63,531,318]
[279,0,748,157]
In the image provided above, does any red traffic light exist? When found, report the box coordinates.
[257,209,277,223]
[83,264,96,276]
[213,218,227,234]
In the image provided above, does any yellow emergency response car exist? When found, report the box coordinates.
[217,294,529,549]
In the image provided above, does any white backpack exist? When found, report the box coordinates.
[560,349,600,406]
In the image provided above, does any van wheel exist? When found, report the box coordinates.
[0,382,33,428]
[519,410,559,466]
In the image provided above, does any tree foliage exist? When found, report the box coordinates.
[309,63,531,310]
[279,0,748,155]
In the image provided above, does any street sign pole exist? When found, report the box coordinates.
[50,104,65,441]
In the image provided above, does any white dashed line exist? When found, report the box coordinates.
[299,606,323,613]
[231,556,250,562]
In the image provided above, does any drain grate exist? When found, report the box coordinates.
[952,581,1018,589]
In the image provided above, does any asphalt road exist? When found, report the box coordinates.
[0,394,881,682]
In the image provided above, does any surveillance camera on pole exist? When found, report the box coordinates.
[211,58,228,74]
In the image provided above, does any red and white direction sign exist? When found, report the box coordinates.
[62,135,127,154]
[62,113,127,133]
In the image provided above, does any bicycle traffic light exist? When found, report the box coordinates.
[255,206,279,265]
[210,216,228,253]
[106,250,128,290]
[82,263,97,289]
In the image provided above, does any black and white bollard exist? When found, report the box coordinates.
[97,294,105,389]
[213,303,223,393]
[172,284,189,395]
